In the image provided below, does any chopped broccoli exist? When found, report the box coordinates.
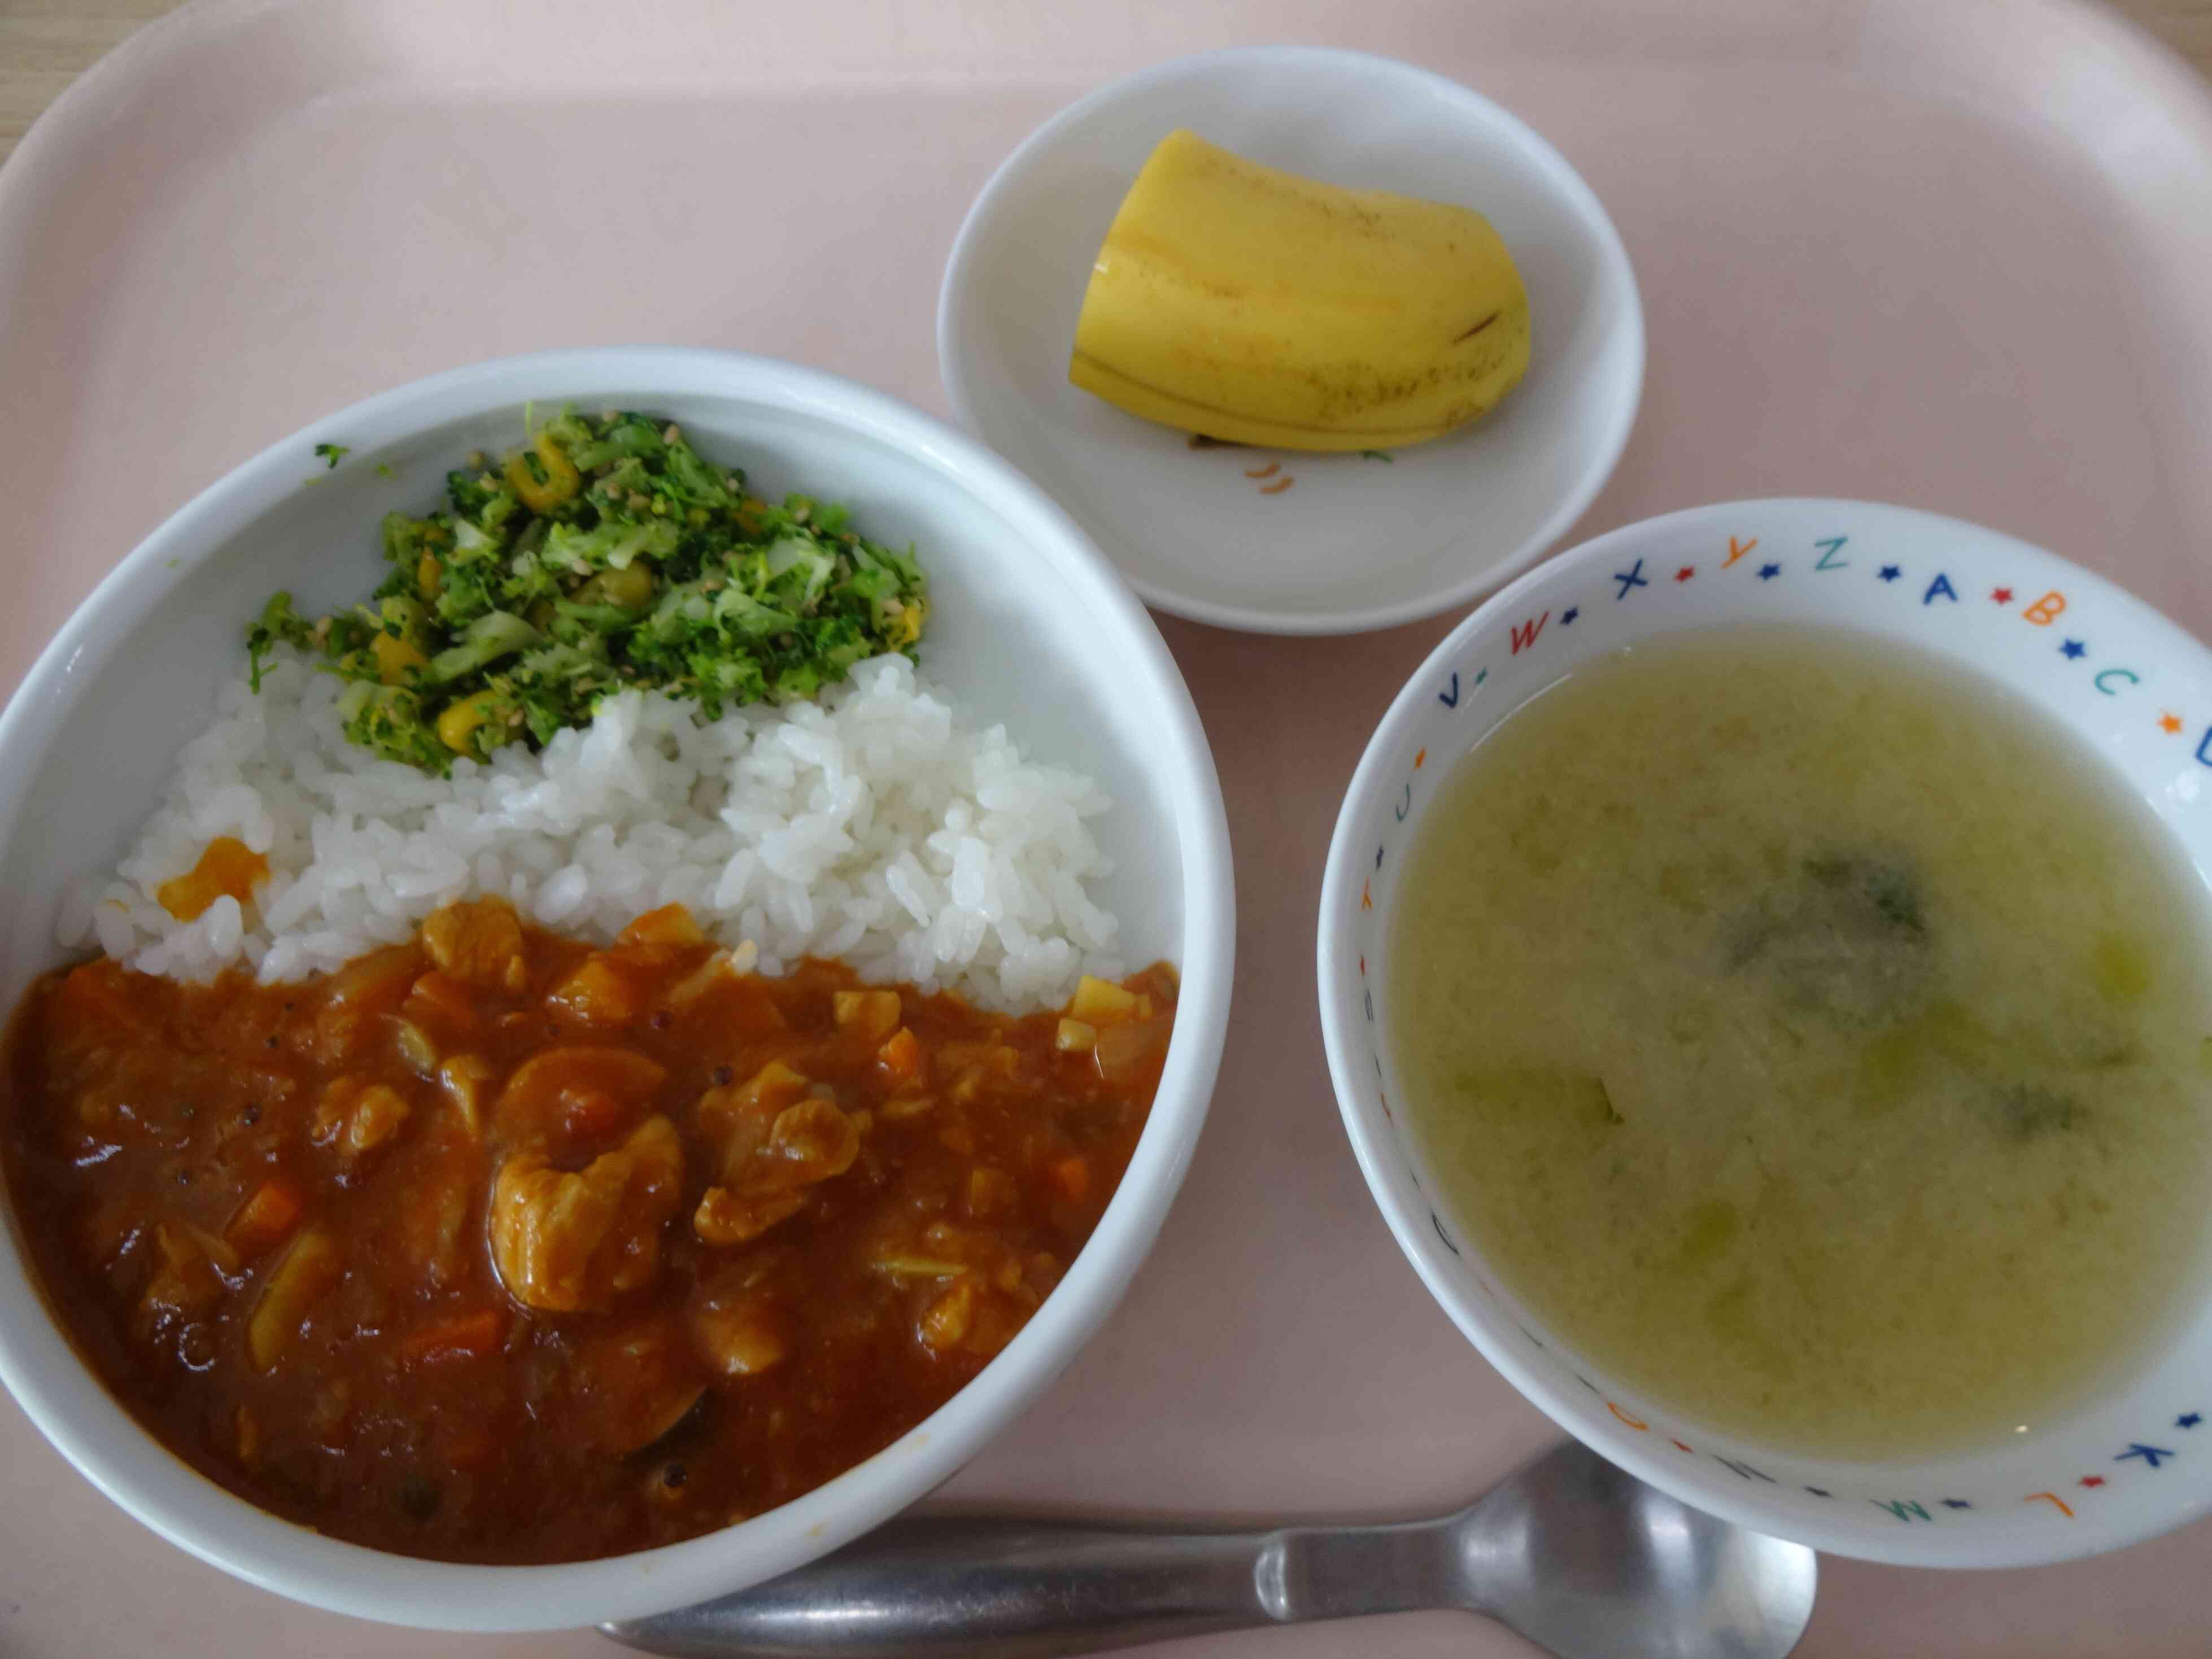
[248,409,929,773]
[246,592,318,691]
[541,516,680,575]
[313,443,350,469]
[336,682,450,772]
[427,610,542,684]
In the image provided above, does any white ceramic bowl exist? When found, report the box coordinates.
[0,348,1234,1629]
[1319,499,2212,1568]
[938,45,1644,636]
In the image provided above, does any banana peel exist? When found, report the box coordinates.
[1069,130,1530,452]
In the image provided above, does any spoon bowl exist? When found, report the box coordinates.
[601,1439,1817,1659]
[1464,1441,1818,1659]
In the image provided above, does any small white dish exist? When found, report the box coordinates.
[938,45,1644,636]
[0,347,1235,1630]
[1319,499,2212,1567]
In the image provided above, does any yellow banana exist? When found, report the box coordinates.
[1069,130,1530,452]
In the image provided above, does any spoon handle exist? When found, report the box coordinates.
[599,1510,1452,1659]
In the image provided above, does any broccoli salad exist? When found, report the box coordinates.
[248,411,929,773]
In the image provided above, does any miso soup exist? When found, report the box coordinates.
[1389,628,2212,1458]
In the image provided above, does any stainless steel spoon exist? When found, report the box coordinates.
[601,1439,1818,1659]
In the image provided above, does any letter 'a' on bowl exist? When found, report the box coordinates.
[1319,497,2212,1568]
[0,347,1234,1630]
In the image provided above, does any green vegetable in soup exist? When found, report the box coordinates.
[247,411,929,773]
[1727,852,1932,1027]
[1449,1067,1623,1133]
[1990,1084,2084,1142]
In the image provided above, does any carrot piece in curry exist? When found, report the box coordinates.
[395,1307,507,1369]
[225,1178,306,1258]
[154,836,268,922]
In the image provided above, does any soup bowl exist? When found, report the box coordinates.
[1319,498,2212,1567]
[0,347,1234,1627]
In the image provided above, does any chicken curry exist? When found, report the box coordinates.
[2,898,1172,1562]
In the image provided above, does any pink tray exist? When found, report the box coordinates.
[5,1,2212,1653]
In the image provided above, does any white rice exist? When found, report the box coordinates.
[63,649,1123,1009]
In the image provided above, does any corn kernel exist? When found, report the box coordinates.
[436,692,501,754]
[371,631,428,685]
[504,430,581,511]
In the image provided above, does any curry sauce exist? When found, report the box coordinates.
[2,899,1172,1562]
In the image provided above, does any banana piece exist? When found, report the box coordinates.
[1069,130,1530,452]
